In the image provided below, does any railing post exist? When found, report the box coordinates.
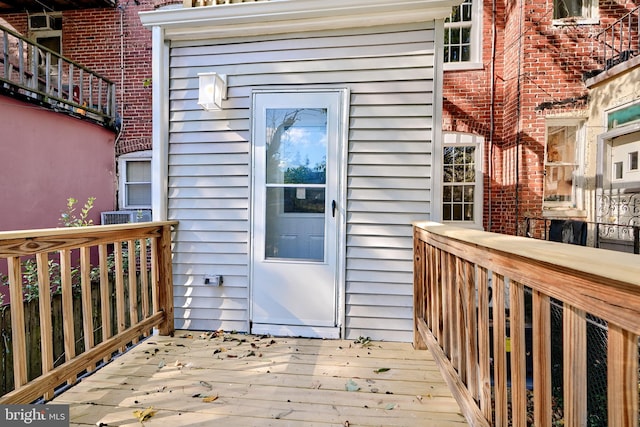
[413,227,427,349]
[156,224,175,336]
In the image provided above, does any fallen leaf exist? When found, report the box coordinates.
[385,403,397,410]
[345,379,360,392]
[275,409,293,419]
[373,368,390,374]
[200,381,213,390]
[213,347,227,355]
[133,407,156,422]
[157,359,165,369]
[202,395,219,403]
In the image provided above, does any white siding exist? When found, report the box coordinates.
[168,23,435,341]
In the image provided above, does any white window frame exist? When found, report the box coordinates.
[552,0,599,26]
[443,0,483,71]
[542,119,585,212]
[441,132,484,229]
[118,150,152,210]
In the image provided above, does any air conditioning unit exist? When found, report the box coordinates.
[101,210,152,225]
[29,14,55,31]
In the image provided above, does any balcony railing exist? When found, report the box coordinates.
[0,222,176,404]
[0,24,116,127]
[594,6,640,71]
[414,222,640,426]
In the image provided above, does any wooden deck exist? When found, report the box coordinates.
[52,331,468,426]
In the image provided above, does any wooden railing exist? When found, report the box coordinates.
[413,221,640,427]
[0,222,176,404]
[0,24,117,127]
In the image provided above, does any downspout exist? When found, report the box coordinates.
[488,0,497,232]
[114,4,126,146]
[514,0,524,235]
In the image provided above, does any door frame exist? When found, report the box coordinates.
[249,87,349,338]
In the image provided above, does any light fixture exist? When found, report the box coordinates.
[197,72,227,110]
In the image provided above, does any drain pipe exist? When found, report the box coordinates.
[488,0,497,232]
[114,3,126,147]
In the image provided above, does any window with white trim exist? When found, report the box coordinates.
[553,0,598,24]
[118,151,152,210]
[543,121,584,208]
[443,0,482,70]
[442,133,484,229]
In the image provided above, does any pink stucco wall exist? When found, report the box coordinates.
[0,95,117,231]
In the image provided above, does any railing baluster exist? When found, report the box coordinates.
[36,253,54,400]
[8,257,27,390]
[452,255,462,377]
[80,247,95,372]
[477,266,492,422]
[128,240,139,344]
[60,249,76,386]
[563,304,587,427]
[464,260,478,401]
[492,273,508,426]
[509,280,527,426]
[441,250,451,357]
[607,325,639,426]
[98,243,112,364]
[114,242,126,353]
[140,238,150,323]
[533,290,552,427]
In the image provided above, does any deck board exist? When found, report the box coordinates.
[53,331,468,426]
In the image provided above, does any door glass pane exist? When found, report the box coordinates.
[266,108,327,185]
[264,108,328,261]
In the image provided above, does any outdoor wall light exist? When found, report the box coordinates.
[197,72,227,110]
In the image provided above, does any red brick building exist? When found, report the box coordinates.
[442,0,638,238]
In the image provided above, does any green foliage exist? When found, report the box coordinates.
[59,196,96,227]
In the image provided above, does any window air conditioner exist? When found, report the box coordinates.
[101,210,152,225]
[29,14,55,31]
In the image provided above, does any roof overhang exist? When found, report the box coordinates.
[139,0,460,41]
[0,0,116,13]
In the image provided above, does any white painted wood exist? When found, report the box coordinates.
[250,90,345,335]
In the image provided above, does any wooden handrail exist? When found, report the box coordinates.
[413,221,640,427]
[0,222,177,403]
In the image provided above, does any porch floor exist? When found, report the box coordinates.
[52,331,467,426]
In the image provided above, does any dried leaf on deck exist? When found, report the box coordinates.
[345,379,360,392]
[274,409,293,419]
[385,403,397,410]
[133,407,156,422]
[200,381,213,390]
[373,368,390,374]
[202,395,219,403]
[157,359,165,369]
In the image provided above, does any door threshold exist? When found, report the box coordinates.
[251,324,340,339]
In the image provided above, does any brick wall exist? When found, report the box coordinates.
[443,0,628,235]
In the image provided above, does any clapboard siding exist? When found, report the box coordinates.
[168,21,435,341]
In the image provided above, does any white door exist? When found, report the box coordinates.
[251,90,345,338]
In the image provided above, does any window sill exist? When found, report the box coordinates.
[444,62,484,72]
[542,208,587,218]
[552,17,598,26]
